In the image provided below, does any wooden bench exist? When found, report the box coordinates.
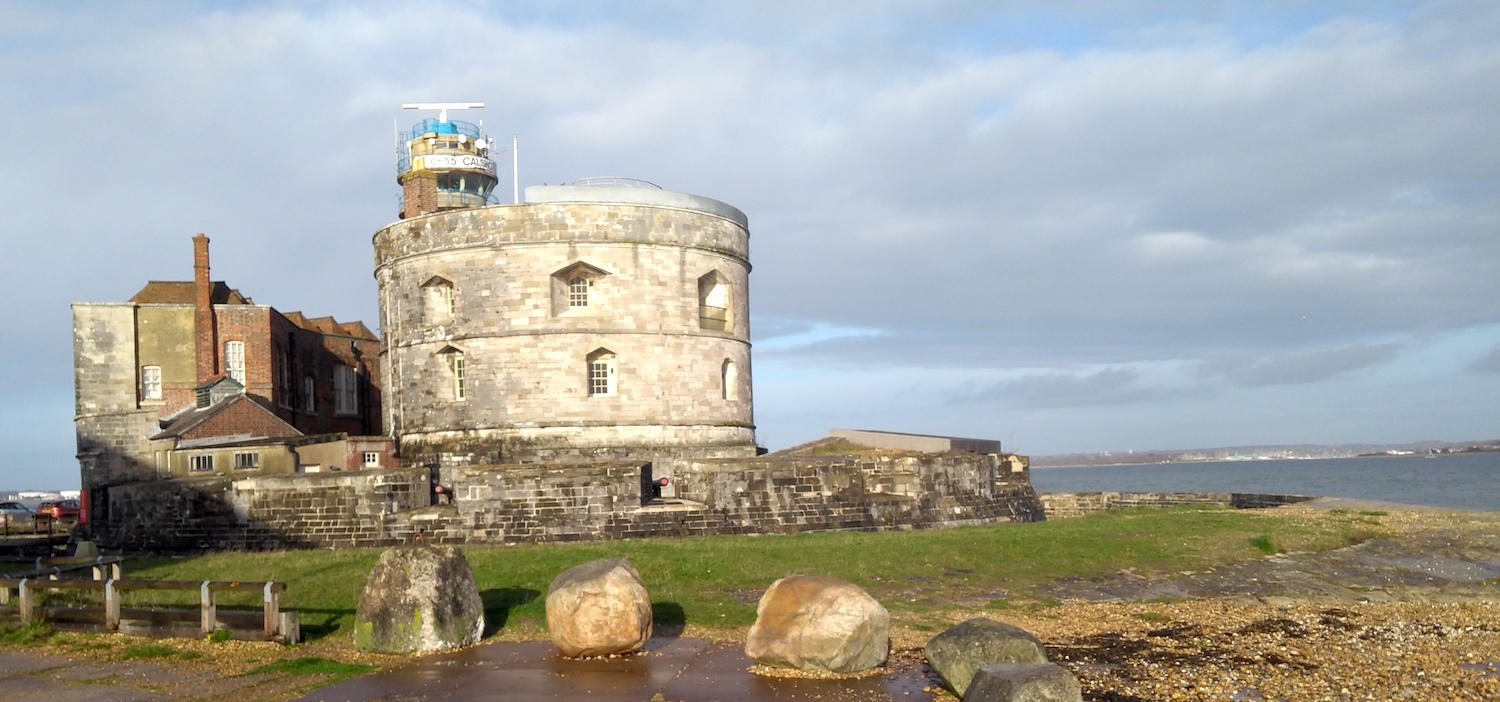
[0,577,298,644]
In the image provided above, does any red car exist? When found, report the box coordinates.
[35,499,81,522]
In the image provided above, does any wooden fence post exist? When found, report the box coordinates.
[199,581,216,636]
[18,579,32,624]
[262,582,278,640]
[104,580,120,631]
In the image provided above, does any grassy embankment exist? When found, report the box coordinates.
[31,505,1383,642]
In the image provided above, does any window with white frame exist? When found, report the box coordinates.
[233,451,259,470]
[568,276,589,307]
[189,455,214,472]
[141,365,162,401]
[303,376,315,413]
[450,352,466,400]
[224,340,246,384]
[551,262,608,316]
[334,365,358,415]
[587,349,616,397]
[363,452,380,468]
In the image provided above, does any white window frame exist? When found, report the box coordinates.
[189,455,214,472]
[568,276,589,308]
[587,351,616,397]
[303,376,316,413]
[363,451,380,468]
[333,365,358,415]
[224,340,246,384]
[450,352,467,401]
[141,365,162,401]
[233,451,260,470]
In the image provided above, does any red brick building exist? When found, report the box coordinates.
[73,235,387,493]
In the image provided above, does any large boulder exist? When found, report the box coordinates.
[744,575,889,673]
[925,618,1049,696]
[354,545,485,653]
[545,557,653,657]
[965,662,1083,702]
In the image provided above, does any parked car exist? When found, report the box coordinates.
[34,499,81,522]
[0,501,33,526]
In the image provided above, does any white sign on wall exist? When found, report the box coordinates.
[414,154,497,175]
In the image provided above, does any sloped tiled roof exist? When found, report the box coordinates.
[150,394,300,441]
[281,312,379,340]
[129,281,251,305]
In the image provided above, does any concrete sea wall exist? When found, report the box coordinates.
[1039,491,1316,519]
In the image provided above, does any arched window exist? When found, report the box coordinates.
[698,271,732,331]
[587,349,616,397]
[568,276,589,307]
[721,359,738,400]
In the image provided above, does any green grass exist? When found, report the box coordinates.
[0,621,54,646]
[1248,534,1281,554]
[248,657,375,683]
[116,506,1373,640]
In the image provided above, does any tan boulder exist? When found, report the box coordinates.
[744,574,889,673]
[545,557,653,657]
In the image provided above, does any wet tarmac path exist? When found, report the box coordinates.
[294,637,930,702]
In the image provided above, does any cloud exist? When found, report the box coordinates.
[4,1,1500,487]
[1205,342,1405,386]
[950,366,1181,409]
[1467,345,1500,375]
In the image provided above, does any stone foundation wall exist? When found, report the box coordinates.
[94,453,1047,551]
[1039,491,1316,519]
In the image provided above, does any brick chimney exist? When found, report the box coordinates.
[193,234,219,382]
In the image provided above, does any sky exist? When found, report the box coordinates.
[1,1,1497,490]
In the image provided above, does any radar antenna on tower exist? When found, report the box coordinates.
[395,102,501,219]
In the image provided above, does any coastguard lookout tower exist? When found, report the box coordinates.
[396,102,499,218]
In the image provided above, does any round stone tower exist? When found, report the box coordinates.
[373,179,756,466]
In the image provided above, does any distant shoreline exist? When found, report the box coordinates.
[1032,445,1500,469]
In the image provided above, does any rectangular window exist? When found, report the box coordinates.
[363,452,380,468]
[189,455,214,472]
[589,359,614,396]
[334,365,358,415]
[233,452,259,470]
[451,353,466,400]
[303,376,316,413]
[224,341,246,384]
[141,366,162,401]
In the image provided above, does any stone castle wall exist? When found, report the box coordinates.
[374,186,756,466]
[94,452,1046,551]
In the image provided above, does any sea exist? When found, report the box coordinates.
[1029,452,1500,512]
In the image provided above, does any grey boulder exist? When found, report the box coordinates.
[964,662,1083,702]
[546,557,653,657]
[744,574,889,673]
[354,545,485,653]
[925,618,1049,696]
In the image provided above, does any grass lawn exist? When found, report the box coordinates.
[96,505,1380,641]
